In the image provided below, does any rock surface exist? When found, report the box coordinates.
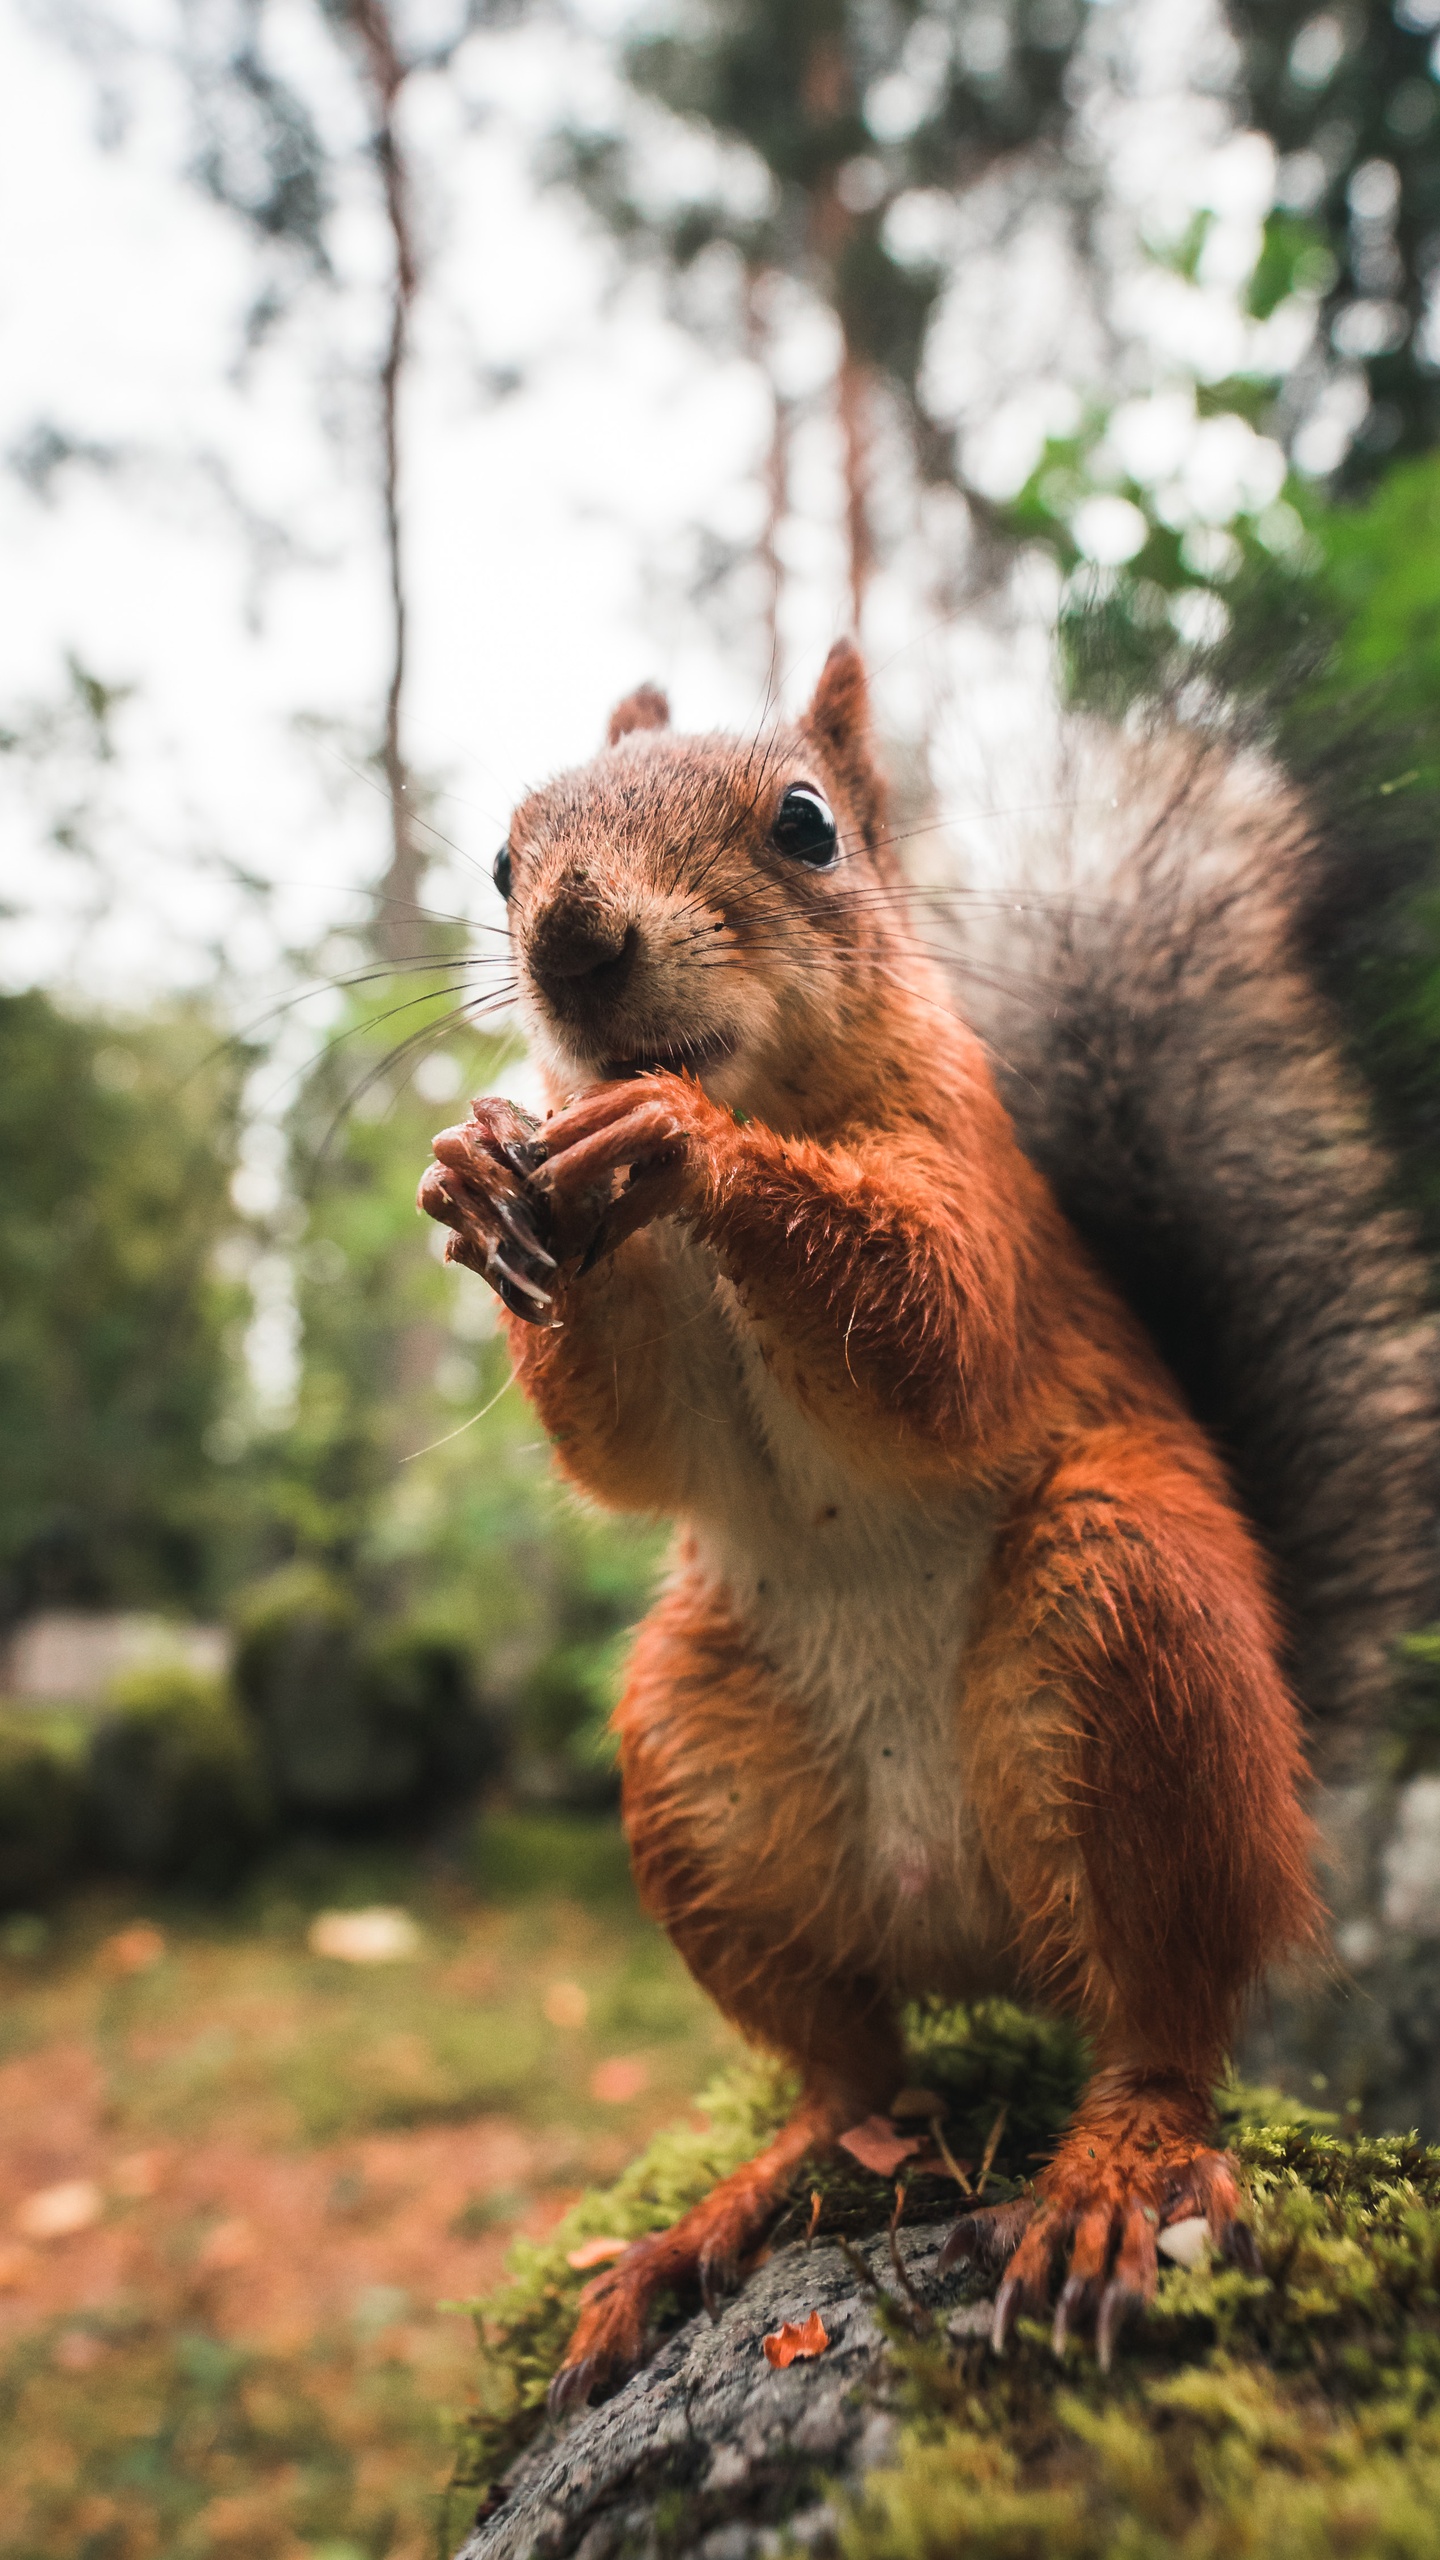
[454,2222,985,2560]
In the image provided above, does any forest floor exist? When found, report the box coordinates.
[0,1816,738,2560]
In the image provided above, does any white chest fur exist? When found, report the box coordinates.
[651,1228,999,1982]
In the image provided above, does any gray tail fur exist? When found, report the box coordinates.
[938,710,1438,1775]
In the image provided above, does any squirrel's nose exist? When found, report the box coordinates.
[531,904,638,993]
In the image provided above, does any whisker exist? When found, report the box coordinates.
[320,743,501,886]
[312,987,520,1156]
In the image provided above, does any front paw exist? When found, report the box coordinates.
[419,1097,560,1326]
[537,1072,729,1247]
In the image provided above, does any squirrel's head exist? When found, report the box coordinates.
[498,640,904,1125]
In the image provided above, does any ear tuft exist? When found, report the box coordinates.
[802,639,887,853]
[607,683,670,746]
[804,638,870,760]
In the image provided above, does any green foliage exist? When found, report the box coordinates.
[468,1809,638,1903]
[1225,0,1440,480]
[1312,453,1440,718]
[86,1662,271,1890]
[0,1713,88,1909]
[0,2310,455,2560]
[264,990,659,1703]
[232,1565,500,1824]
[1245,208,1336,324]
[0,989,249,1623]
[558,0,1094,409]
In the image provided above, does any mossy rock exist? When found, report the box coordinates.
[0,1712,88,1906]
[233,1568,500,1823]
[448,2004,1440,2560]
[88,1662,271,1889]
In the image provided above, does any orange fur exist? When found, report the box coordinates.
[420,641,1320,2397]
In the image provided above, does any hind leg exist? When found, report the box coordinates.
[948,1429,1316,2364]
[942,2069,1259,2367]
[551,1976,904,2412]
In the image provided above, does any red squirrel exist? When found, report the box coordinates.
[419,641,1327,2396]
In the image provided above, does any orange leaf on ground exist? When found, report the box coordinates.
[565,2236,629,2271]
[196,2217,256,2273]
[98,1923,165,1978]
[543,1980,589,2029]
[838,2116,925,2176]
[589,2057,649,2104]
[763,2310,830,2368]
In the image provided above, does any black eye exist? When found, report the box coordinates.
[772,786,838,867]
[494,843,513,901]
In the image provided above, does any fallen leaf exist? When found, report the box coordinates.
[307,1907,422,1964]
[565,2235,629,2270]
[196,2217,255,2272]
[763,2310,830,2368]
[890,2087,946,2120]
[71,2498,120,2538]
[589,2056,649,2105]
[111,2148,166,2200]
[16,2180,103,2241]
[99,1923,165,1977]
[838,2116,925,2176]
[543,1980,589,2029]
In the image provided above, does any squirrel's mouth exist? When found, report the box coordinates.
[599,1031,737,1082]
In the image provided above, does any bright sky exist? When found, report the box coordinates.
[0,0,804,1006]
[0,0,1294,1019]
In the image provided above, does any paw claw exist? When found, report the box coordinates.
[699,2250,738,2320]
[492,1191,557,1269]
[937,2216,980,2275]
[489,1249,552,1308]
[547,2355,601,2420]
[939,2197,1032,2280]
[1051,2272,1093,2358]
[1096,2279,1144,2374]
[1218,2219,1262,2273]
[991,2271,1025,2355]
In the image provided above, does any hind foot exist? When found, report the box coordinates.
[940,2074,1258,2371]
[548,2092,846,2415]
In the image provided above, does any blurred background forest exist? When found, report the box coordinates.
[6,0,1440,2551]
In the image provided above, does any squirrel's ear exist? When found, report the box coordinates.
[802,639,886,851]
[607,684,670,746]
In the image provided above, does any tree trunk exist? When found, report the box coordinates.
[454,2222,980,2560]
[346,0,427,963]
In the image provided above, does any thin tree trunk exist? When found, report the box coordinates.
[836,345,874,640]
[346,0,426,963]
[745,270,789,698]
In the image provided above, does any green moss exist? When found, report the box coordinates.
[454,2009,1440,2558]
[842,2115,1440,2559]
[451,2001,1087,2496]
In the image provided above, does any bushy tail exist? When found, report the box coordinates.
[940,708,1438,1771]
